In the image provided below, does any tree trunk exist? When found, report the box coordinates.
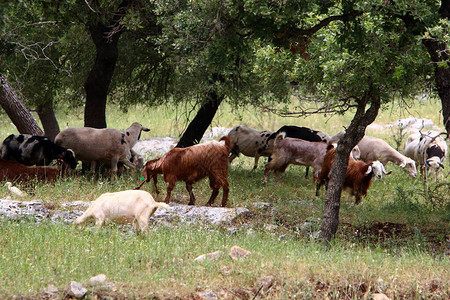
[83,0,131,129]
[0,74,43,136]
[83,22,121,129]
[37,99,60,141]
[176,89,225,148]
[319,87,381,242]
[399,1,450,133]
[422,38,450,133]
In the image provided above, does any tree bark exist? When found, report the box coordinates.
[37,99,60,141]
[83,1,131,128]
[176,89,225,148]
[398,1,450,133]
[319,87,381,242]
[422,38,450,133]
[0,74,43,136]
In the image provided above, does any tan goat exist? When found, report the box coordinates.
[75,190,170,232]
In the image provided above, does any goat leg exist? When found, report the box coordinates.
[165,182,175,204]
[206,188,220,206]
[152,175,160,194]
[220,187,229,207]
[186,182,196,205]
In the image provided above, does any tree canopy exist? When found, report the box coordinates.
[1,0,449,241]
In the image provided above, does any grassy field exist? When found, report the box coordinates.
[0,98,448,299]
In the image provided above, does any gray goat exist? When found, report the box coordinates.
[54,122,149,177]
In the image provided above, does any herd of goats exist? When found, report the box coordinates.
[0,122,448,231]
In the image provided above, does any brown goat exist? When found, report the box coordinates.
[0,158,59,183]
[135,136,231,207]
[316,146,378,204]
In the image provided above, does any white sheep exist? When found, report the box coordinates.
[405,131,448,180]
[74,190,170,232]
[357,136,417,178]
[54,122,149,177]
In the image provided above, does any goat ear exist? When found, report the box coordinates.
[399,161,406,168]
[365,166,372,175]
[439,163,445,169]
[384,171,392,175]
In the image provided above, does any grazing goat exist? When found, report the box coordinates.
[316,146,390,204]
[75,190,170,232]
[0,158,59,183]
[404,130,448,180]
[356,136,417,178]
[1,134,77,169]
[263,133,361,183]
[136,136,230,207]
[258,125,346,177]
[258,125,331,155]
[227,125,272,170]
[54,122,149,177]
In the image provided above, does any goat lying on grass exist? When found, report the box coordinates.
[0,158,59,183]
[75,190,170,232]
[135,136,230,207]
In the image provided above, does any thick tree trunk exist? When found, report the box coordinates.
[319,88,381,242]
[176,89,225,148]
[422,38,450,133]
[0,74,43,136]
[84,22,121,129]
[37,100,60,141]
[399,1,450,133]
[83,0,131,129]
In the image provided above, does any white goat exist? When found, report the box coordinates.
[371,161,392,180]
[75,190,170,232]
[55,122,149,177]
[356,136,417,178]
[405,130,448,180]
[228,125,272,170]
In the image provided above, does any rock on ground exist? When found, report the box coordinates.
[0,198,251,229]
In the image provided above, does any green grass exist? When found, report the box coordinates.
[0,98,449,298]
[0,221,447,299]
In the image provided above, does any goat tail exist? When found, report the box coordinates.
[219,136,231,152]
[155,202,171,211]
[274,132,286,146]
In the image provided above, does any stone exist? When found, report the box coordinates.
[194,250,224,262]
[219,265,232,275]
[44,284,59,294]
[256,276,276,295]
[229,245,251,260]
[65,281,87,299]
[372,293,391,300]
[89,274,107,286]
[194,289,218,300]
[252,202,272,210]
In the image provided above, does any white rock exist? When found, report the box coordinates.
[89,274,107,286]
[66,281,87,299]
